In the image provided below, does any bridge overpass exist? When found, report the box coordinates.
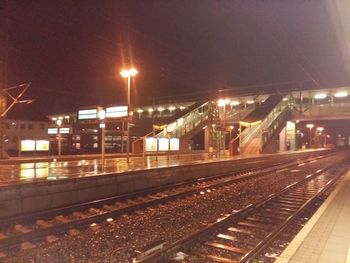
[139,86,350,156]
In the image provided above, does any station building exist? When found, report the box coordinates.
[3,113,50,156]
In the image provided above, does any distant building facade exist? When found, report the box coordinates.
[4,118,50,155]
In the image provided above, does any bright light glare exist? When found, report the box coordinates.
[314,93,327,99]
[217,98,230,107]
[334,91,348,98]
[136,109,144,113]
[247,100,254,104]
[98,110,106,120]
[306,124,314,128]
[230,101,239,106]
[168,106,176,111]
[56,119,62,126]
[120,68,138,78]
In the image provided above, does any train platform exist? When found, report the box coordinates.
[0,149,323,186]
[0,152,239,186]
[0,149,325,219]
[277,169,350,263]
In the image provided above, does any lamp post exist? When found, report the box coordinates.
[120,68,138,163]
[306,123,314,148]
[229,125,234,140]
[98,109,106,170]
[317,127,324,147]
[56,119,62,156]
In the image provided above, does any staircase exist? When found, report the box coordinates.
[155,101,212,151]
[239,95,291,155]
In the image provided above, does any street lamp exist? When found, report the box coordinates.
[120,68,138,163]
[98,109,106,170]
[317,127,324,133]
[306,123,314,148]
[56,119,62,156]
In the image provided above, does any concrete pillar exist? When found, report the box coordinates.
[204,126,210,151]
[279,126,287,152]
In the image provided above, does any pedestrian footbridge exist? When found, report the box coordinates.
[135,86,350,156]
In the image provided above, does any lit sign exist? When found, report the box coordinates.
[158,138,169,151]
[48,128,58,134]
[145,137,158,152]
[106,106,128,118]
[170,138,180,151]
[59,127,70,134]
[78,109,98,120]
[21,140,35,151]
[36,140,49,151]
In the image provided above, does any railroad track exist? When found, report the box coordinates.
[135,162,348,262]
[0,152,330,252]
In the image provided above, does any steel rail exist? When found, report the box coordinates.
[135,156,348,263]
[0,153,330,251]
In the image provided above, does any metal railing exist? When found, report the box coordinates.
[261,106,291,150]
[240,97,290,150]
[155,102,210,138]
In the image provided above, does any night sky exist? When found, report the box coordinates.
[2,0,350,114]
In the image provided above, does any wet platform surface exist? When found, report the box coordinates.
[277,169,350,263]
[0,153,242,186]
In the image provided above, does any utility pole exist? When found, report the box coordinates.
[0,2,9,158]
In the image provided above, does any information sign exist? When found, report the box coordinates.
[78,109,98,120]
[106,106,128,118]
[36,140,50,151]
[21,140,35,151]
[158,138,169,151]
[169,138,180,151]
[145,137,158,151]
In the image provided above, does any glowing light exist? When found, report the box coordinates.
[56,119,62,126]
[98,110,106,120]
[314,93,327,99]
[306,124,314,129]
[148,108,154,113]
[334,91,348,98]
[157,107,165,112]
[120,68,138,78]
[168,106,176,111]
[217,98,230,107]
[230,101,239,106]
[136,109,144,113]
[247,100,254,104]
[179,106,186,110]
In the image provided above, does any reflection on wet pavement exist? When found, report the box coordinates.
[0,154,229,185]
